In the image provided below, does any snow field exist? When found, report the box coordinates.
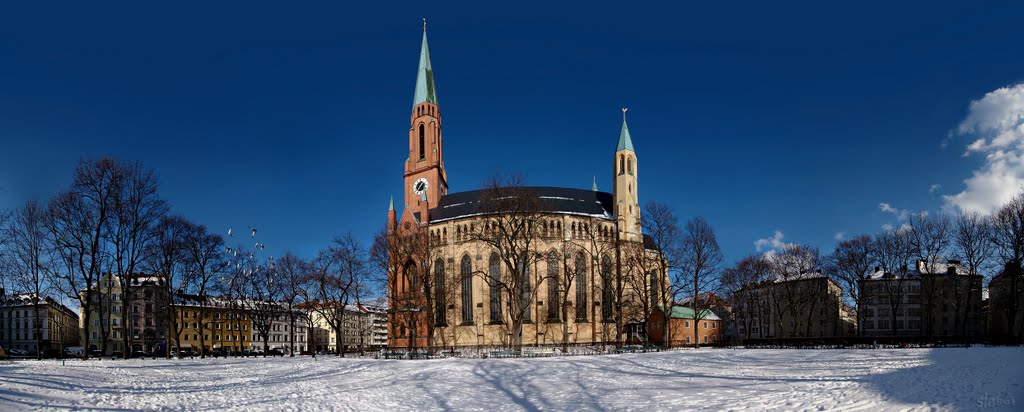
[0,347,1021,411]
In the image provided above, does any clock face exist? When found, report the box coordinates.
[413,178,429,195]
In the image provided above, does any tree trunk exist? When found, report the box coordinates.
[33,302,43,360]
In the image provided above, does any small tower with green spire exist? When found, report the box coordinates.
[614,108,640,241]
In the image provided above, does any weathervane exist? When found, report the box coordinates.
[622,107,628,122]
[423,18,427,31]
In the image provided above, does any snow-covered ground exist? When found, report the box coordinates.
[1,348,1021,411]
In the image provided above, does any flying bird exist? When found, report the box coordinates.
[250,227,257,238]
[228,228,233,237]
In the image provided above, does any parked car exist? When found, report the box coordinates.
[8,348,28,357]
[64,346,85,357]
[131,350,150,358]
[267,348,284,357]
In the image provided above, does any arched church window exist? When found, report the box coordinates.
[434,259,446,326]
[547,252,560,321]
[627,157,633,175]
[518,253,532,322]
[418,124,426,160]
[601,255,614,322]
[489,253,502,323]
[619,155,625,175]
[575,252,587,321]
[461,255,473,324]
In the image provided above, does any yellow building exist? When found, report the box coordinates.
[172,295,250,355]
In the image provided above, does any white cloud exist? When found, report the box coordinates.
[929,184,941,194]
[945,83,1024,214]
[833,232,846,241]
[879,202,910,221]
[881,224,894,232]
[754,230,794,253]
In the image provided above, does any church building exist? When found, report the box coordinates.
[386,24,664,350]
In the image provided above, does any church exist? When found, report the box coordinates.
[386,24,664,351]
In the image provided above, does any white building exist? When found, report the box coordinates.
[0,292,80,354]
[310,304,388,353]
[249,309,310,354]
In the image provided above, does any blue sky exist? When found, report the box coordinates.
[2,1,1023,264]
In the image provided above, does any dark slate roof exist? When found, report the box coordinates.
[430,186,614,223]
[643,233,657,250]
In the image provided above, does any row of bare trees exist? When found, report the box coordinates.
[0,158,169,359]
[0,158,379,359]
[722,192,1024,342]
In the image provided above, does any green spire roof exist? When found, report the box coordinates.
[389,196,394,211]
[592,176,598,191]
[617,108,634,152]
[413,24,438,107]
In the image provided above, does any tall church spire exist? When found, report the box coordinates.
[617,107,635,152]
[403,20,447,221]
[613,107,640,241]
[413,19,438,107]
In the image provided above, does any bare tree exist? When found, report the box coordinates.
[9,200,53,359]
[229,247,280,356]
[46,158,122,359]
[276,253,308,356]
[308,234,361,356]
[377,220,435,353]
[369,225,412,350]
[568,217,618,348]
[182,222,226,358]
[145,215,191,359]
[108,161,167,358]
[0,208,12,350]
[952,212,992,338]
[766,244,820,338]
[872,228,916,336]
[991,193,1024,340]
[622,240,657,345]
[825,235,874,335]
[633,203,684,347]
[678,216,723,347]
[721,255,771,341]
[468,174,547,351]
[907,213,950,336]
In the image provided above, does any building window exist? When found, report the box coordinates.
[575,253,588,321]
[460,255,474,324]
[601,255,614,322]
[518,253,532,322]
[547,252,560,321]
[489,253,502,324]
[434,258,446,326]
[418,124,425,160]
